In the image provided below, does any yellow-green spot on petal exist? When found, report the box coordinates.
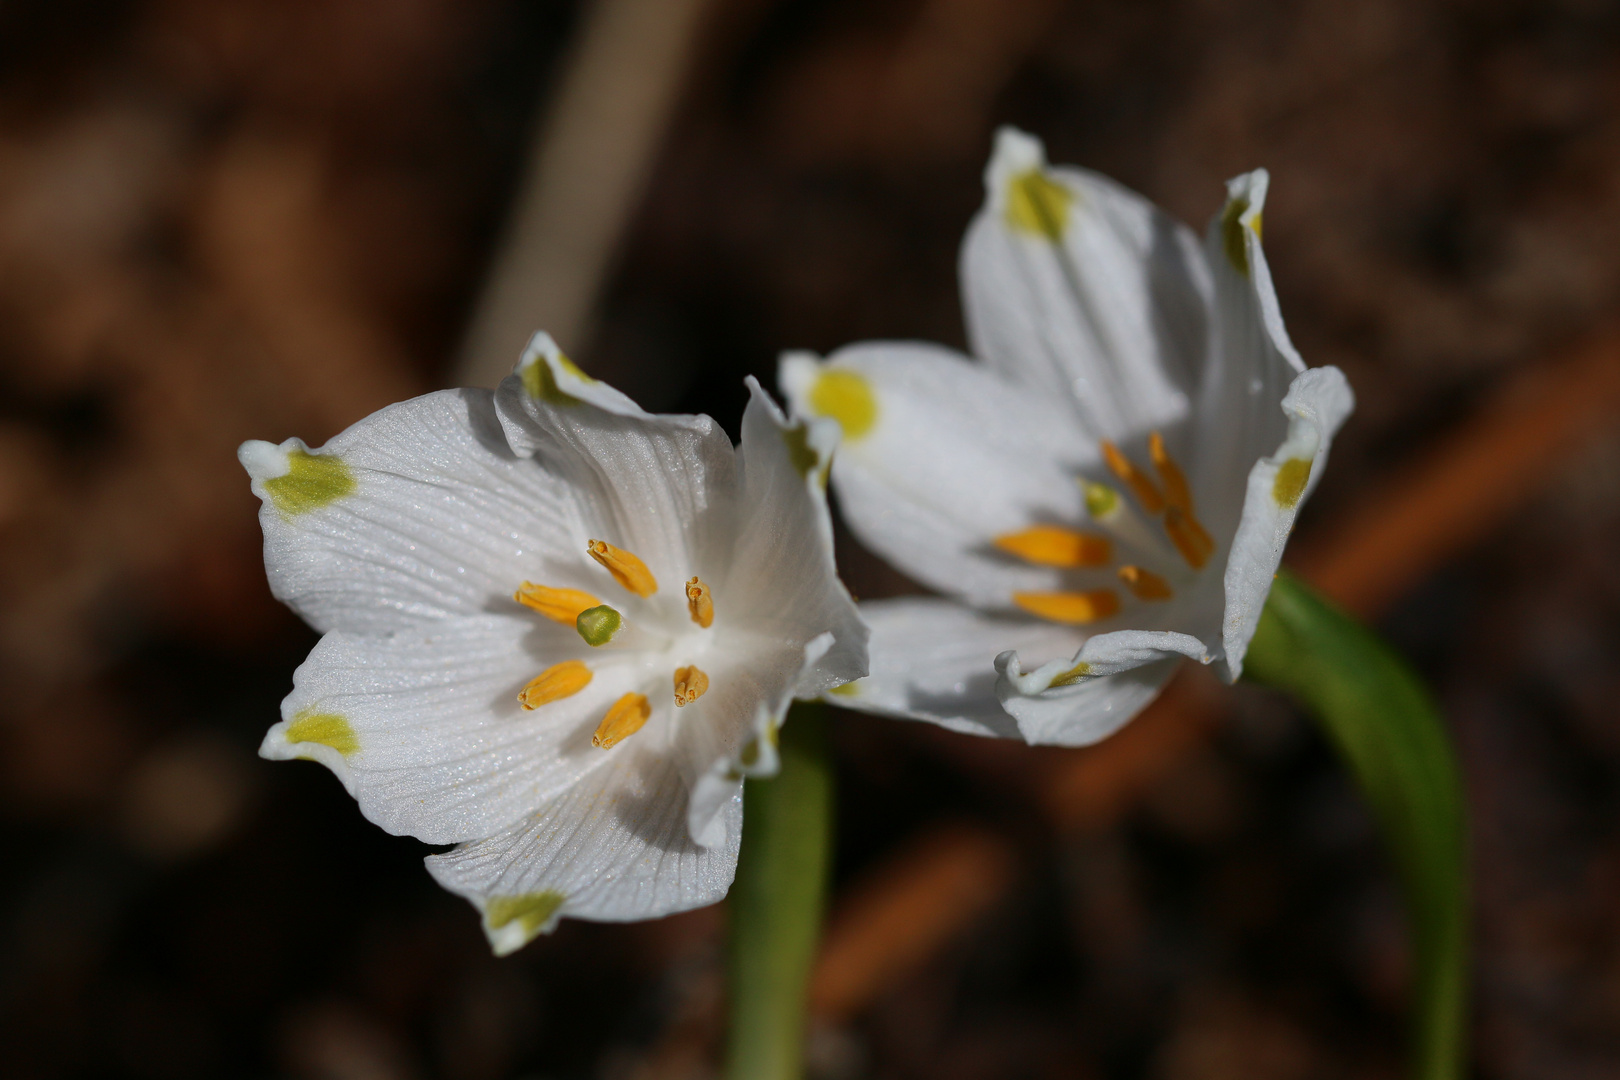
[808,369,878,441]
[1083,481,1119,519]
[486,891,565,938]
[1272,456,1313,510]
[1050,662,1092,688]
[740,739,761,768]
[264,450,355,517]
[781,423,819,478]
[576,604,623,647]
[556,351,593,382]
[284,710,359,756]
[521,351,593,405]
[1005,167,1073,240]
[827,680,862,697]
[1222,196,1254,277]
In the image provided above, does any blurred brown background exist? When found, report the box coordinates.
[3,0,1620,1077]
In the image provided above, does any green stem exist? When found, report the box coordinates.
[1244,572,1469,1080]
[723,702,834,1080]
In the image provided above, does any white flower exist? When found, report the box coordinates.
[240,333,866,954]
[780,128,1352,748]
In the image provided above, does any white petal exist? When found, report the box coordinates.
[242,389,584,635]
[993,627,1207,747]
[673,629,837,846]
[1192,169,1311,537]
[263,614,659,844]
[727,378,867,697]
[993,653,1184,747]
[425,739,741,954]
[494,332,739,622]
[1219,365,1355,681]
[960,127,1210,441]
[824,597,1085,739]
[778,344,1096,609]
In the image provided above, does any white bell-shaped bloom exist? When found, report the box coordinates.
[241,333,865,954]
[780,128,1352,747]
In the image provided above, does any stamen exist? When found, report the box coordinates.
[515,582,601,625]
[575,604,623,647]
[1147,431,1193,513]
[685,577,714,628]
[1100,441,1164,514]
[1118,565,1174,601]
[673,665,710,707]
[1164,507,1216,569]
[592,693,651,749]
[518,660,592,709]
[1011,589,1121,625]
[587,540,658,596]
[993,525,1111,568]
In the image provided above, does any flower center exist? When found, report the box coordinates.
[513,542,719,751]
[995,430,1214,623]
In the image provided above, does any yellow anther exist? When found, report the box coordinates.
[587,539,658,596]
[518,660,592,710]
[686,577,714,628]
[1100,441,1164,514]
[673,665,710,707]
[514,583,601,625]
[1118,565,1174,601]
[1011,589,1121,625]
[1147,431,1194,514]
[993,525,1112,568]
[1164,507,1216,569]
[592,693,651,749]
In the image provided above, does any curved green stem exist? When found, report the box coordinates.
[723,702,833,1080]
[1244,572,1469,1080]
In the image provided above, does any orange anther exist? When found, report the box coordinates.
[514,583,601,624]
[1100,441,1165,514]
[592,693,652,749]
[673,665,710,707]
[587,539,658,596]
[1164,507,1216,569]
[518,660,593,709]
[1117,565,1174,601]
[685,577,714,628]
[1011,589,1122,625]
[1148,431,1194,514]
[993,525,1112,568]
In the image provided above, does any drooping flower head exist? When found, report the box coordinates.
[241,333,865,953]
[781,128,1352,746]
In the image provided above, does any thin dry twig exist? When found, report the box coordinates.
[455,0,718,387]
